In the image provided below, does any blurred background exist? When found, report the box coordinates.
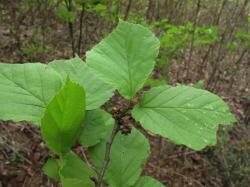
[0,0,249,186]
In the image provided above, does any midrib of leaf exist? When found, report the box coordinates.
[155,109,215,137]
[140,106,227,113]
[50,89,67,150]
[124,25,133,98]
[141,109,191,144]
[140,88,228,114]
[141,87,175,106]
[37,68,46,106]
[170,108,216,131]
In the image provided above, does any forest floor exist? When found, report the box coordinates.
[0,7,250,187]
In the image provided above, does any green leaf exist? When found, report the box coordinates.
[89,128,150,187]
[79,109,114,147]
[59,152,96,187]
[87,20,160,99]
[193,80,205,89]
[43,158,60,181]
[0,63,63,125]
[134,176,165,187]
[132,85,235,150]
[61,178,94,187]
[41,78,85,154]
[58,4,76,23]
[145,78,167,88]
[49,57,114,110]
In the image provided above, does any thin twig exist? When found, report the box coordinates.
[77,3,85,56]
[64,0,75,56]
[95,101,134,187]
[80,147,97,173]
[185,0,201,80]
[96,123,120,187]
[124,0,133,21]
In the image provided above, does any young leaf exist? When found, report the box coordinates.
[59,152,96,187]
[49,57,114,110]
[134,176,165,187]
[87,20,160,99]
[78,109,114,147]
[41,78,85,154]
[132,85,235,150]
[43,158,60,181]
[0,63,63,125]
[89,128,150,187]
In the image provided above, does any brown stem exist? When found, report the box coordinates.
[184,0,201,81]
[96,123,120,187]
[214,0,228,24]
[64,0,75,57]
[124,0,133,21]
[80,147,97,173]
[197,0,227,78]
[78,3,85,56]
[95,101,134,187]
[208,0,249,89]
[228,48,248,91]
[115,1,120,23]
[146,0,154,22]
[206,42,224,88]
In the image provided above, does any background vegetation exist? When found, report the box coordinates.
[0,0,249,186]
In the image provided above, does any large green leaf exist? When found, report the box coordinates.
[41,78,85,154]
[89,128,150,187]
[78,109,114,147]
[59,152,96,187]
[0,63,63,125]
[132,85,235,150]
[48,57,114,110]
[87,20,160,99]
[134,176,165,187]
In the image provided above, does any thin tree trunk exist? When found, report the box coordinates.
[124,0,133,21]
[146,0,154,23]
[77,3,85,56]
[214,0,228,24]
[196,0,228,79]
[184,0,201,81]
[65,0,75,56]
[96,123,120,187]
[208,0,249,89]
[115,0,120,23]
[227,48,248,91]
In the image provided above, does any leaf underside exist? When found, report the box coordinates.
[87,20,160,99]
[89,128,150,187]
[132,85,235,150]
[0,63,63,125]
